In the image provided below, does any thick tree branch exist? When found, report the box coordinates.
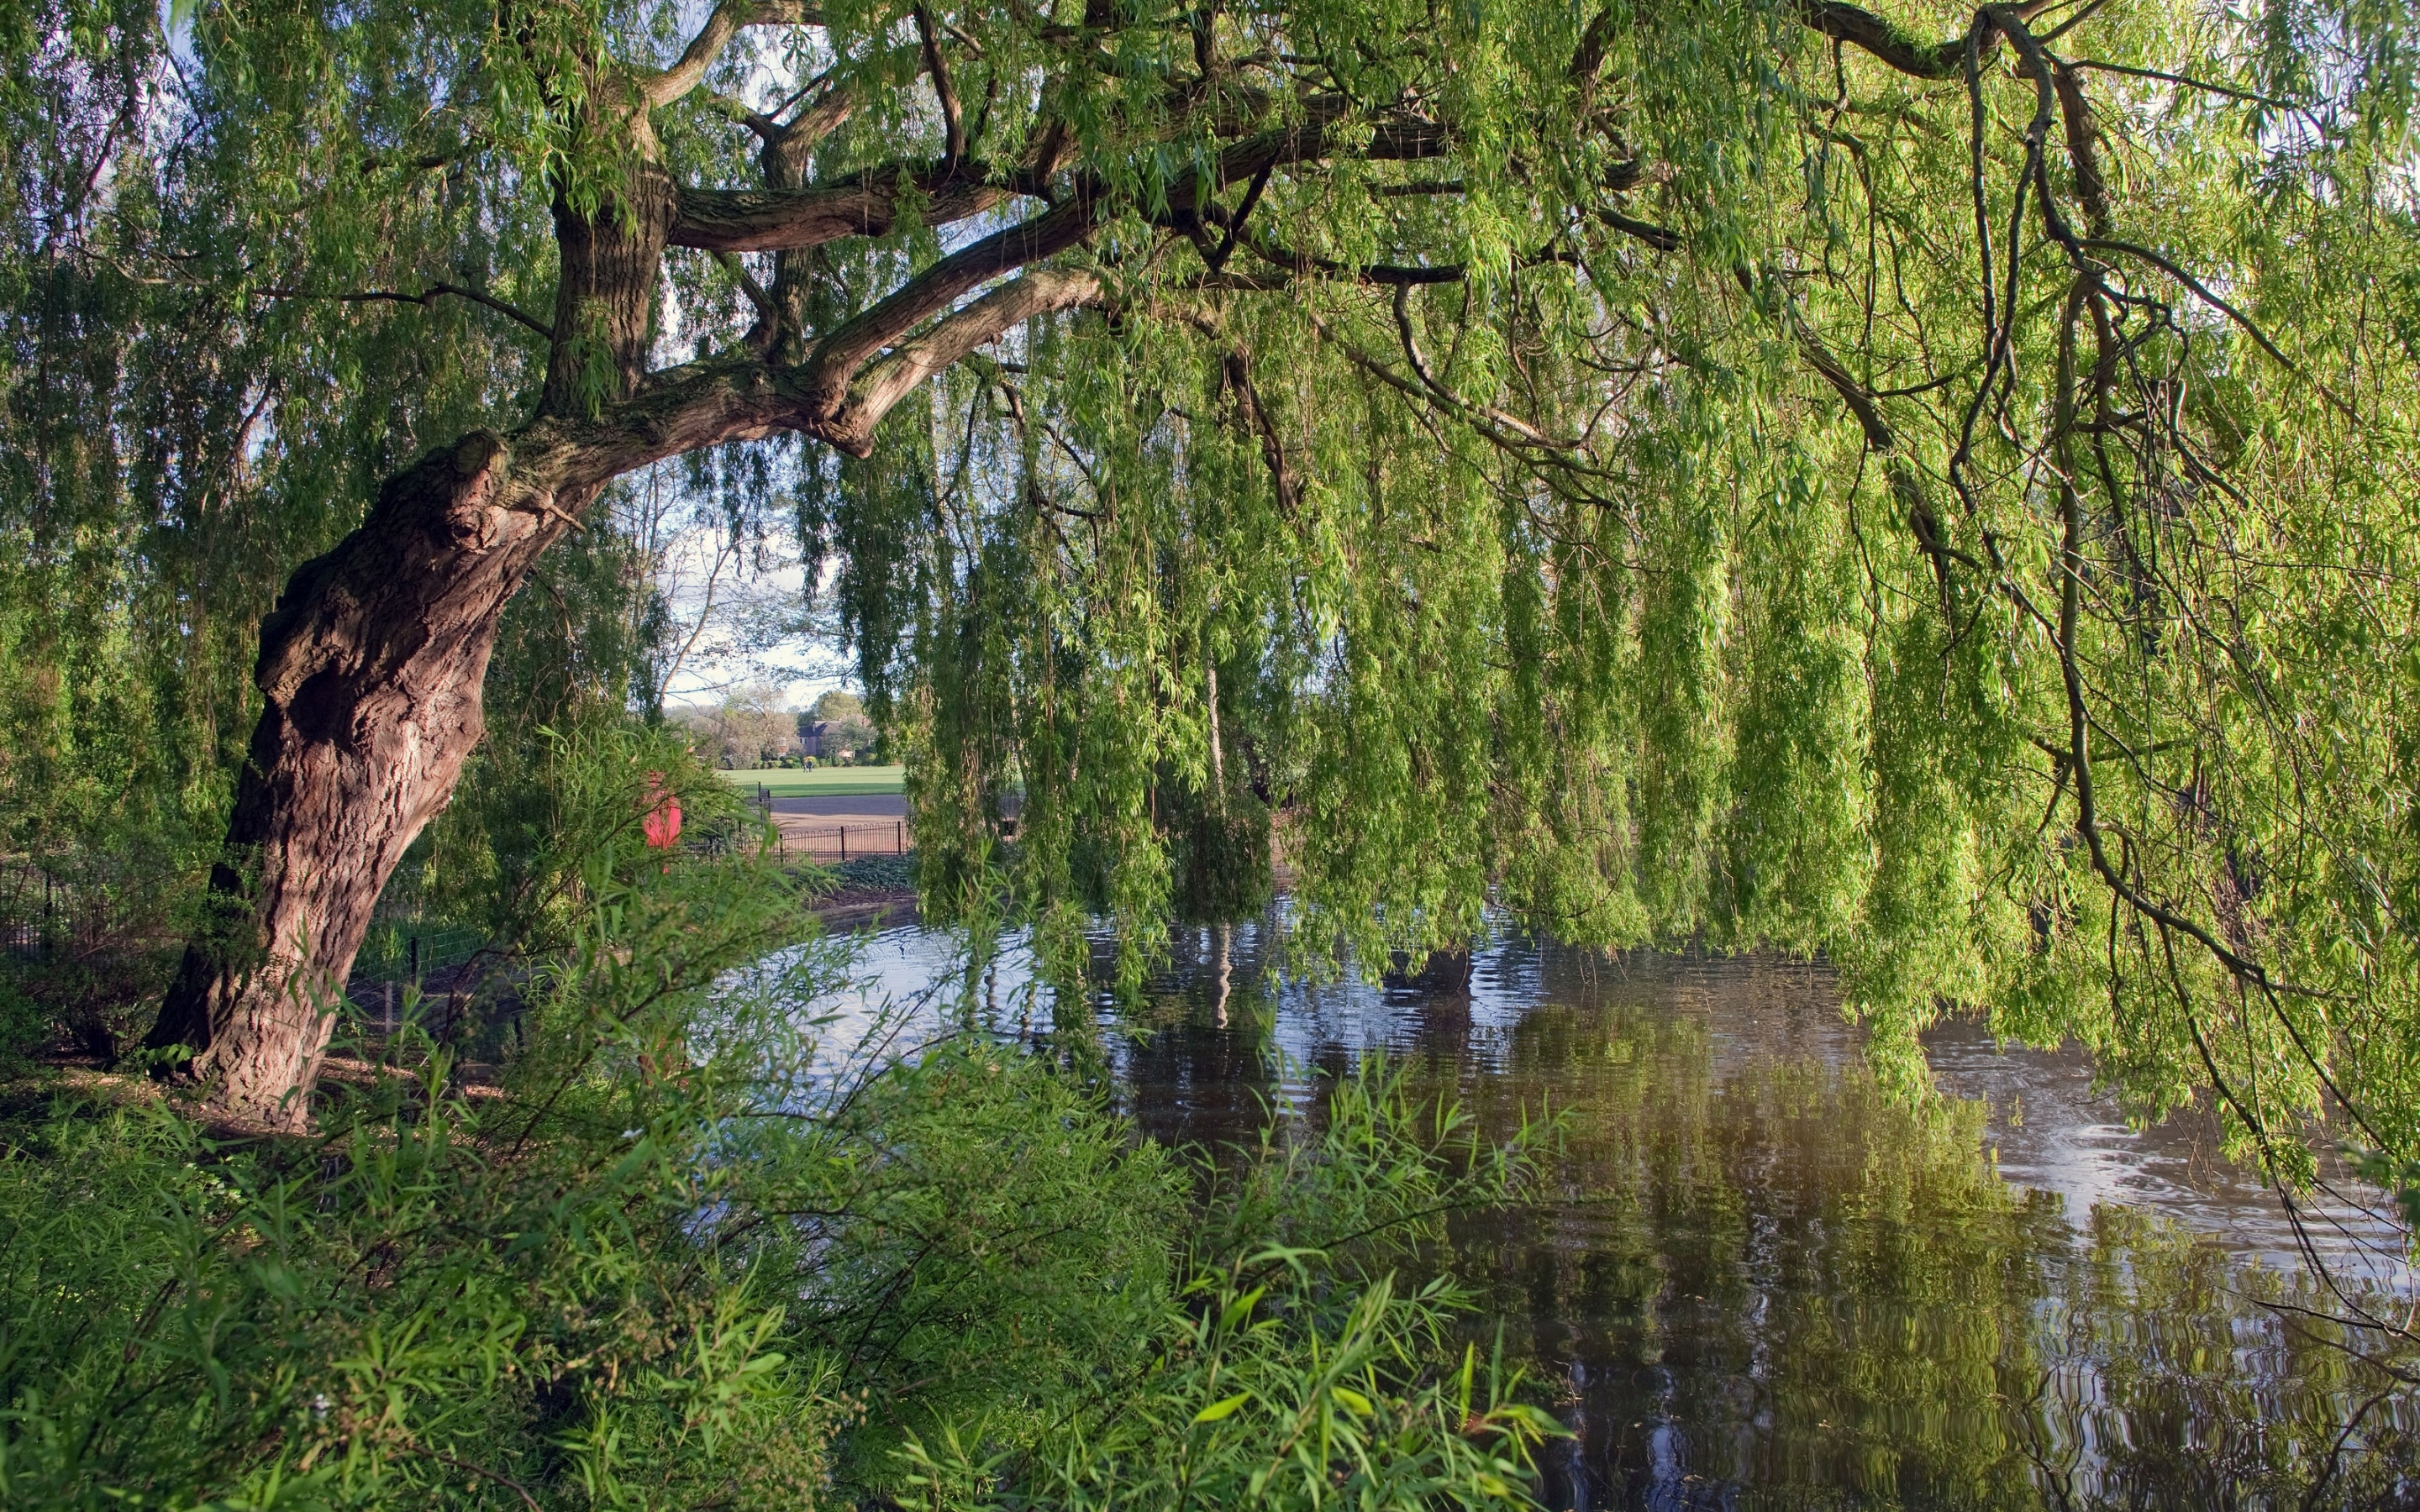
[526,354,802,497]
[1791,0,1970,76]
[775,75,860,155]
[592,101,1454,486]
[913,2,967,167]
[1788,0,2047,79]
[799,194,1099,408]
[641,0,823,107]
[1228,108,1455,175]
[672,164,1007,252]
[673,95,1447,255]
[836,268,1101,449]
[1234,227,1464,285]
[1597,207,1681,251]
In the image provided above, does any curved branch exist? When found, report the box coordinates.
[1223,108,1453,175]
[1789,0,2046,79]
[1304,308,1575,453]
[1789,0,1974,77]
[1220,348,1301,514]
[1597,207,1681,251]
[640,0,823,108]
[672,165,1008,252]
[799,194,1100,412]
[672,96,1446,255]
[2067,56,2296,110]
[834,269,1102,452]
[714,251,776,323]
[2081,236,2360,422]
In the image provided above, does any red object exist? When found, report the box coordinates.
[641,773,682,850]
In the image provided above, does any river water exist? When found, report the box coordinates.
[814,910,2420,1509]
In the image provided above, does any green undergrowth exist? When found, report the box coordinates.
[0,813,1558,1509]
[806,853,918,897]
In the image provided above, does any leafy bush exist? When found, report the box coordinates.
[0,780,1555,1509]
[814,853,917,896]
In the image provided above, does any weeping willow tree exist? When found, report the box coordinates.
[7,0,2418,1179]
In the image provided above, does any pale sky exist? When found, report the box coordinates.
[653,524,855,715]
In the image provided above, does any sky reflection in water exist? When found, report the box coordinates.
[802,911,2420,1509]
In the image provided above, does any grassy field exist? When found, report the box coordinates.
[714,764,904,797]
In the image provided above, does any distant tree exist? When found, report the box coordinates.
[807,689,865,725]
[691,684,797,768]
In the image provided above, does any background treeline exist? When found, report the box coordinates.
[689,687,881,769]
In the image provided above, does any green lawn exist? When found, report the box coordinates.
[714,764,904,797]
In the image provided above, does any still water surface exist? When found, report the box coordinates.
[814,911,2419,1509]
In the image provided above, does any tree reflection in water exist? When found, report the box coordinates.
[841,916,2420,1509]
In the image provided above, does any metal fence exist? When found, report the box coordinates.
[0,861,58,958]
[767,819,909,862]
[350,916,484,984]
[734,783,916,864]
[343,911,505,1052]
[0,855,183,963]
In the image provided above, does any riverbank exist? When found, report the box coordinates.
[813,890,918,930]
[802,852,917,929]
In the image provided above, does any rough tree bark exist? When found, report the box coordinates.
[145,155,1100,1123]
[145,438,594,1121]
[147,172,678,1125]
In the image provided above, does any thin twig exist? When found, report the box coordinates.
[259,283,555,341]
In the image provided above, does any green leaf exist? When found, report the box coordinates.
[1192,1392,1252,1424]
[1217,1284,1266,1332]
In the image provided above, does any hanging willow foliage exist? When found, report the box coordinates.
[6,0,2420,1182]
[782,1,2420,1184]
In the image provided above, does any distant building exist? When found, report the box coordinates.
[798,710,875,761]
[799,721,860,759]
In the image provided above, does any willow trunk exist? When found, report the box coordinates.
[149,176,671,1125]
[144,440,592,1121]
